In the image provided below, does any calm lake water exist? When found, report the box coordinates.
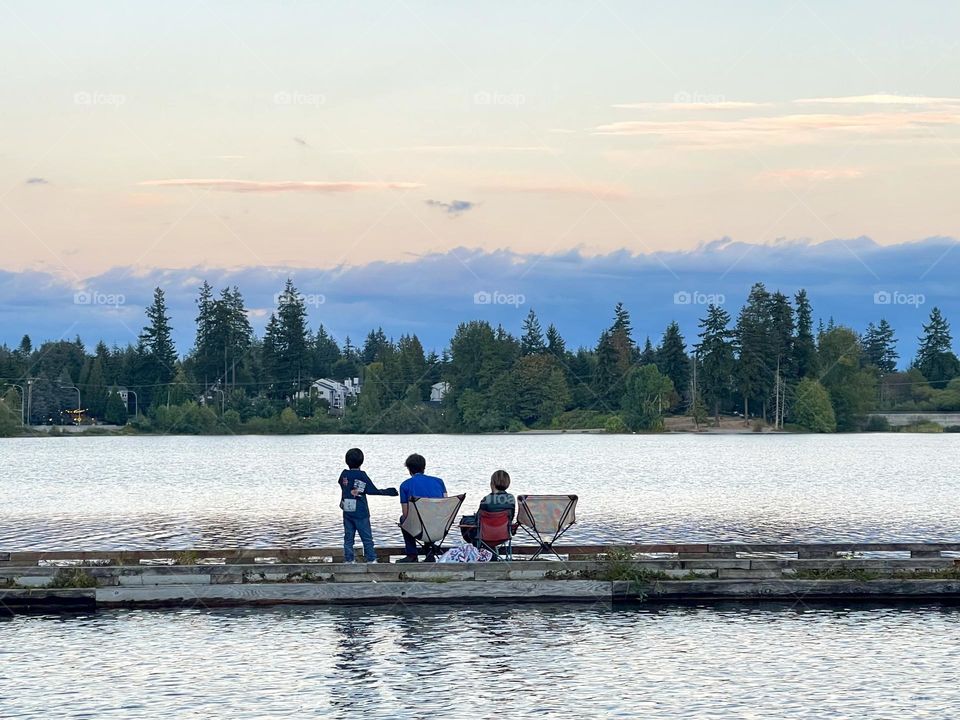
[1,433,958,550]
[3,434,959,718]
[3,603,960,719]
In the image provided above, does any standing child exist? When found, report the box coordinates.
[339,448,398,563]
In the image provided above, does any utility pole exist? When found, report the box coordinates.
[26,379,33,427]
[774,357,781,430]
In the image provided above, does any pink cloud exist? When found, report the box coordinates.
[593,110,960,146]
[758,168,866,183]
[139,179,424,192]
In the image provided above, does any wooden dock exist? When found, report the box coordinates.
[3,543,960,612]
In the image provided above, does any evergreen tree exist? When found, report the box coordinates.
[863,319,899,375]
[656,321,689,405]
[735,283,773,420]
[520,309,546,355]
[640,337,657,366]
[274,279,310,396]
[545,323,566,359]
[362,327,390,364]
[916,307,957,387]
[793,289,818,379]
[104,390,128,425]
[17,334,32,356]
[697,304,735,422]
[0,387,21,436]
[312,325,342,378]
[139,287,178,385]
[193,281,217,384]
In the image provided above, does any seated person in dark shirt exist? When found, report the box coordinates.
[465,470,515,544]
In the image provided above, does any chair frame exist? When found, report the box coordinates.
[402,494,465,561]
[474,509,514,561]
[515,494,578,560]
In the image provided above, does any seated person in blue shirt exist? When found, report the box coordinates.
[397,453,447,563]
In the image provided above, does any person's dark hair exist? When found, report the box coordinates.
[405,453,426,474]
[345,448,364,469]
[491,469,511,491]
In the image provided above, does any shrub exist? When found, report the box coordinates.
[864,415,890,432]
[604,415,629,433]
[792,378,837,433]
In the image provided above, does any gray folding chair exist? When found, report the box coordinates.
[516,494,578,560]
[400,494,465,561]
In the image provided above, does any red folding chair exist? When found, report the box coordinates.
[476,509,513,560]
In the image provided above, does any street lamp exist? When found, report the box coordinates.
[212,388,225,413]
[2,383,25,426]
[60,385,81,425]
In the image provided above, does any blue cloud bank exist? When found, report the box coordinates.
[1,236,958,364]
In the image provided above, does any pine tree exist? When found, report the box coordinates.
[193,281,216,383]
[139,287,178,385]
[640,337,657,366]
[312,325,342,378]
[735,283,773,421]
[697,304,735,422]
[863,319,898,375]
[104,390,128,425]
[520,309,546,355]
[362,327,390,364]
[916,307,954,377]
[276,279,310,396]
[545,323,566,359]
[656,321,689,404]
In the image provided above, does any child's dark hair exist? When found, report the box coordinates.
[491,469,511,491]
[405,453,426,474]
[345,448,364,469]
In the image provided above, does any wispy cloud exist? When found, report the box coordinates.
[593,110,960,146]
[481,181,630,200]
[336,145,558,155]
[794,94,960,106]
[425,199,476,217]
[613,101,769,111]
[758,168,865,183]
[138,179,424,193]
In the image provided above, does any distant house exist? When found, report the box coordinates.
[430,381,450,403]
[108,386,129,405]
[298,377,362,412]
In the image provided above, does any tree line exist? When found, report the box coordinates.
[1,279,958,436]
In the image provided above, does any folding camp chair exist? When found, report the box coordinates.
[400,494,465,561]
[475,509,514,560]
[516,494,578,560]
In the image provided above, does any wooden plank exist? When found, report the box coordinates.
[96,580,614,607]
[613,578,960,601]
[6,543,960,566]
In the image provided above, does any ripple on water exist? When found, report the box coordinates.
[2,604,960,718]
[2,434,960,550]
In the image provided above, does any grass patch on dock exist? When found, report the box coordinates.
[792,566,960,581]
[49,569,98,588]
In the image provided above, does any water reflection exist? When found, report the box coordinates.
[3,603,960,718]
